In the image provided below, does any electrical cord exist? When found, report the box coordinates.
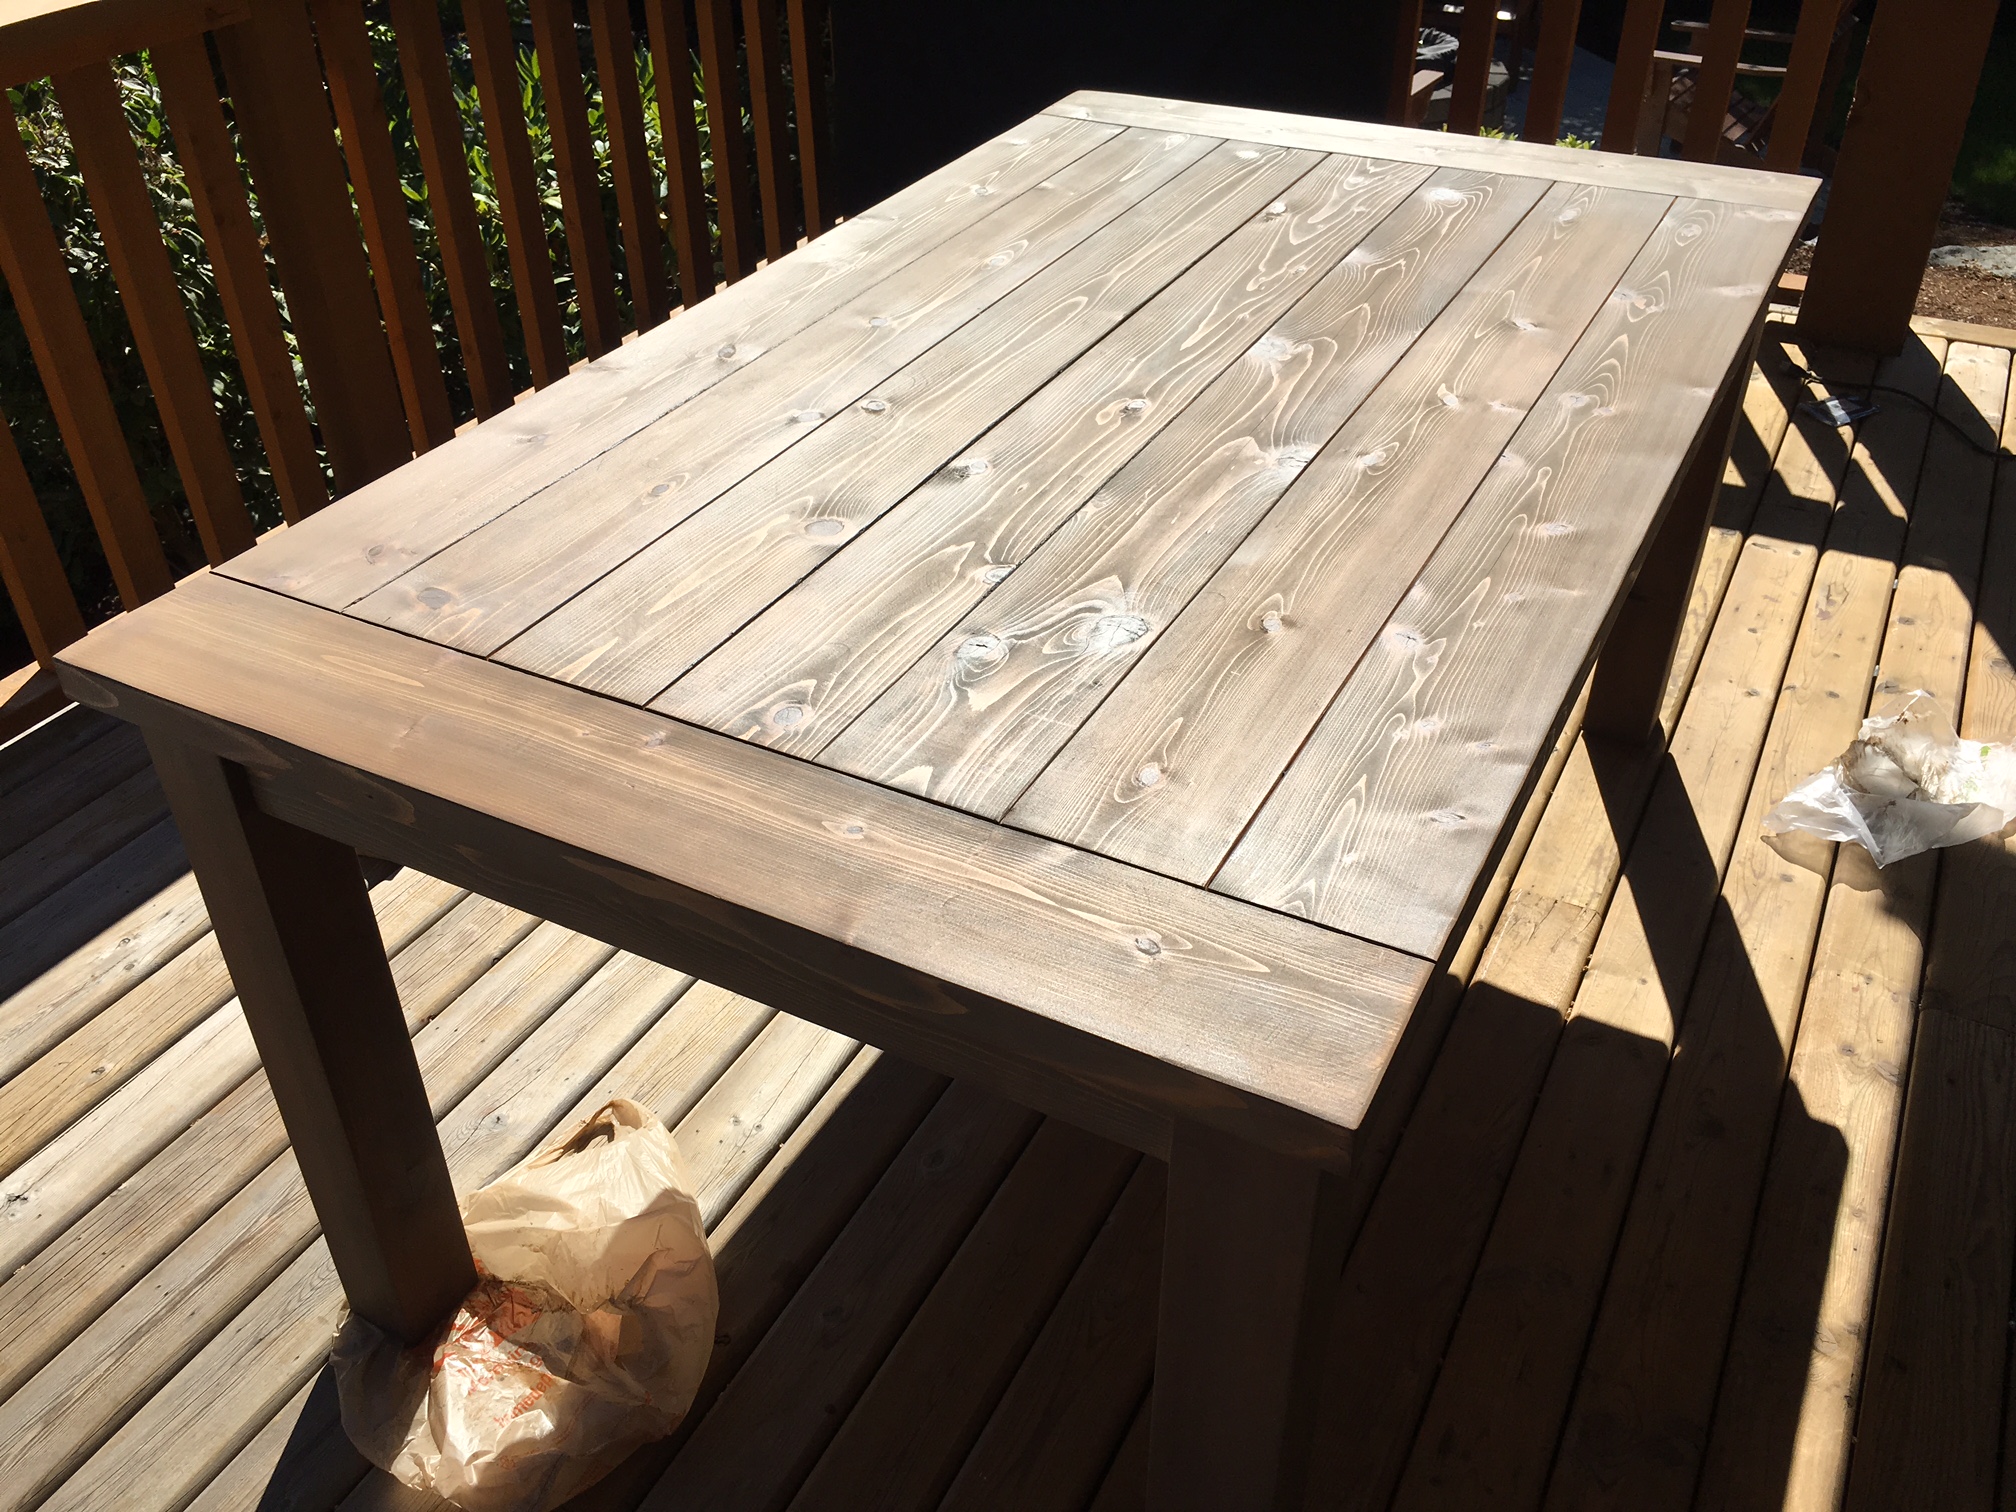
[1789,362,2006,459]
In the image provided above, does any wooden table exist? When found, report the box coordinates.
[55,92,1812,1511]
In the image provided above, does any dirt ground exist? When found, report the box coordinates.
[1791,202,2016,328]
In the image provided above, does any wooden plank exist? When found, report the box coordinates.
[1765,0,1853,173]
[309,0,456,453]
[1009,182,1670,870]
[61,575,1427,1161]
[788,1124,1138,1512]
[1683,0,1755,163]
[1533,342,1969,1512]
[1520,0,1585,144]
[528,0,622,359]
[1692,337,2002,1512]
[0,0,249,87]
[27,937,716,1512]
[821,168,1552,813]
[567,1048,951,1512]
[151,34,329,521]
[354,127,1223,655]
[636,1084,1041,1512]
[53,61,256,562]
[0,762,164,927]
[0,875,469,1286]
[218,113,1118,610]
[743,0,796,261]
[1301,335,1854,1512]
[1445,0,1501,136]
[461,0,569,388]
[1840,1010,2016,1512]
[586,0,671,330]
[383,0,512,421]
[695,0,757,282]
[1216,197,1802,959]
[1601,0,1669,152]
[641,0,715,307]
[0,712,147,865]
[0,816,188,1002]
[1087,1398,1152,1512]
[658,154,1436,751]
[0,701,114,796]
[788,0,831,236]
[0,862,205,1086]
[501,141,1328,700]
[937,1162,1163,1512]
[211,2,412,494]
[1799,0,2001,353]
[0,90,171,606]
[1053,91,1818,212]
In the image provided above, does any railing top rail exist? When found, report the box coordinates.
[0,0,249,86]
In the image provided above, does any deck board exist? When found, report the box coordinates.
[4,313,2016,1512]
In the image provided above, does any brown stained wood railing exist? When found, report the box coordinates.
[0,0,834,737]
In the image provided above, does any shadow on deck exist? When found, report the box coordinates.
[3,315,2015,1512]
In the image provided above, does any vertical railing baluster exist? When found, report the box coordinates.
[529,0,622,358]
[587,0,671,331]
[642,0,715,307]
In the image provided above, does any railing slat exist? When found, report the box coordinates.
[211,3,412,493]
[1446,0,1501,136]
[0,93,172,607]
[695,0,758,282]
[1683,0,1756,161]
[642,0,715,307]
[528,0,622,359]
[0,404,88,665]
[1601,0,1669,152]
[788,0,829,236]
[311,0,456,452]
[743,0,795,261]
[463,0,570,388]
[384,0,513,421]
[586,0,671,330]
[1521,0,1585,143]
[1767,0,1851,172]
[152,34,328,521]
[1385,0,1426,124]
[52,61,256,563]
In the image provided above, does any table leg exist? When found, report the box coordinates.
[146,733,475,1343]
[1148,1119,1350,1512]
[1584,339,1755,743]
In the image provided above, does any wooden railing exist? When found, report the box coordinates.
[0,0,829,736]
[1392,0,2000,355]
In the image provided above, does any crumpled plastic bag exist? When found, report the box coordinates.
[1762,690,2016,866]
[332,1098,716,1512]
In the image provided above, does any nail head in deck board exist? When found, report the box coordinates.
[500,140,1324,701]
[353,126,1214,655]
[215,113,1119,612]
[58,574,1425,1155]
[656,152,1438,753]
[820,168,1553,815]
[1215,196,1806,959]
[1011,181,1672,876]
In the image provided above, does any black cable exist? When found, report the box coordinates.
[1789,362,2006,459]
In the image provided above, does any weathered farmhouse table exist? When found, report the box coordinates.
[57,92,1812,1510]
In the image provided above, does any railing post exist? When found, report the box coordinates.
[1799,0,2001,354]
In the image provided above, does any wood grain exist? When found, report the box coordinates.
[658,154,1436,753]
[1053,91,1818,212]
[1216,196,1803,958]
[500,140,1322,700]
[822,169,1551,815]
[58,574,1427,1157]
[217,113,1116,609]
[353,127,1219,656]
[1012,181,1670,878]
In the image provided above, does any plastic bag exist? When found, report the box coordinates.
[332,1098,717,1512]
[1762,690,2016,866]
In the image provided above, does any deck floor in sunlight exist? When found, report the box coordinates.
[5,314,2016,1512]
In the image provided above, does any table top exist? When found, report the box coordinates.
[59,92,1812,1149]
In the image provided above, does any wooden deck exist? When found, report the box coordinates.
[3,311,2015,1512]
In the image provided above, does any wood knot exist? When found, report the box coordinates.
[1134,935,1162,956]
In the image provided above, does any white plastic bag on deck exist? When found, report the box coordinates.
[1762,690,2016,866]
[332,1098,716,1512]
